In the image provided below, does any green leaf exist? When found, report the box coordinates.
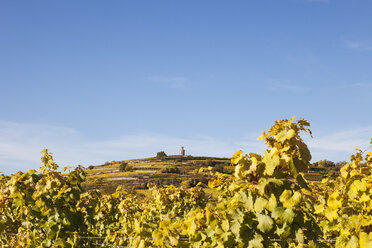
[254,197,268,213]
[230,221,241,237]
[272,207,284,223]
[289,157,298,177]
[239,191,254,211]
[293,157,309,173]
[266,194,277,212]
[248,234,264,248]
[282,208,295,224]
[296,173,308,189]
[256,178,284,194]
[257,213,273,232]
[275,223,291,238]
[296,140,312,162]
[221,219,230,232]
[262,149,280,176]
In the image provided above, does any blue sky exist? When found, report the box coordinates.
[1,0,371,174]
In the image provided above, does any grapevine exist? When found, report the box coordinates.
[0,118,371,247]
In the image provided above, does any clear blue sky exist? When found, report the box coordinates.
[1,0,371,174]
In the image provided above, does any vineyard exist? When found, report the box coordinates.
[1,117,371,247]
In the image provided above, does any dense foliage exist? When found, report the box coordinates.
[0,117,371,247]
[156,151,168,161]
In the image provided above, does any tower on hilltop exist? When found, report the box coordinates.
[180,146,185,156]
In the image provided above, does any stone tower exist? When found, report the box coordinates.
[180,146,185,156]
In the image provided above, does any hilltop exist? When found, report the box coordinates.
[82,154,340,194]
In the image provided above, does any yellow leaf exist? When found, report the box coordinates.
[266,194,277,212]
[321,178,329,184]
[262,148,280,176]
[285,129,296,140]
[254,197,268,213]
[314,204,324,214]
[231,150,244,165]
[280,190,301,208]
[291,191,302,206]
[257,213,273,232]
[327,192,342,210]
[280,190,292,208]
[221,219,229,232]
[257,131,266,140]
[361,193,369,203]
[360,232,372,248]
[324,207,338,221]
[275,130,287,141]
[346,235,359,248]
[63,166,73,172]
[341,166,349,178]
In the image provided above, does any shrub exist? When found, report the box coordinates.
[156,151,167,160]
[181,178,200,188]
[312,159,335,168]
[160,167,180,174]
[119,162,128,172]
[213,164,225,173]
[204,160,216,167]
[119,162,133,172]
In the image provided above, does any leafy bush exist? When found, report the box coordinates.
[181,178,200,188]
[160,166,180,174]
[212,163,225,173]
[156,151,167,160]
[119,162,128,172]
[204,159,216,167]
[313,144,372,246]
[313,160,335,168]
[1,118,371,247]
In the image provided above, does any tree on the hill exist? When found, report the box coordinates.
[156,151,167,160]
[313,159,335,168]
[119,162,128,172]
